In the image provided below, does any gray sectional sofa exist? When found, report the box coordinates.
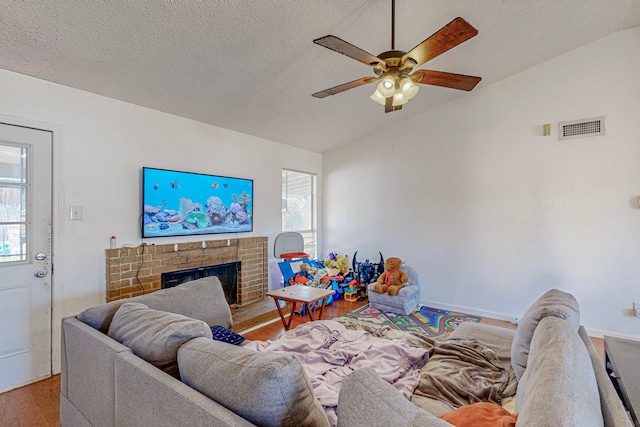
[60,278,633,426]
[60,277,256,427]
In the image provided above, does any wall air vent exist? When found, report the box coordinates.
[558,117,604,140]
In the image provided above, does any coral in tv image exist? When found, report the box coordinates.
[142,168,253,238]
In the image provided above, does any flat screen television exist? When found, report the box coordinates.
[142,167,253,238]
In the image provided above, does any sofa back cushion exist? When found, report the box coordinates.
[108,302,212,378]
[337,368,453,427]
[511,288,580,380]
[78,276,233,333]
[515,316,603,426]
[178,337,329,427]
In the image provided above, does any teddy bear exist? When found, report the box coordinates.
[289,263,316,286]
[373,257,408,296]
[299,263,315,278]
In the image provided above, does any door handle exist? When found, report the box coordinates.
[34,269,48,278]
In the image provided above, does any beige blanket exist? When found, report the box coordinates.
[412,336,510,416]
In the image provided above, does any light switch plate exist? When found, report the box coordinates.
[69,205,84,220]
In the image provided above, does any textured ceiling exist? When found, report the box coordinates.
[1,1,639,153]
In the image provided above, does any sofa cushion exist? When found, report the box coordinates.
[515,316,603,426]
[337,368,453,427]
[440,402,517,427]
[78,276,233,333]
[178,337,329,427]
[107,302,212,378]
[511,288,580,380]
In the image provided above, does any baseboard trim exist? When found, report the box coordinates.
[582,327,640,341]
[422,298,640,341]
[421,298,515,323]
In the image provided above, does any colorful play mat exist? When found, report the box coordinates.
[343,304,481,341]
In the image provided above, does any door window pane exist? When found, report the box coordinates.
[0,186,26,222]
[0,144,28,263]
[0,224,26,262]
[0,145,27,183]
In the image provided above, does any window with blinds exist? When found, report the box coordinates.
[282,169,317,259]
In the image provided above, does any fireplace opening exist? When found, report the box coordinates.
[161,262,239,305]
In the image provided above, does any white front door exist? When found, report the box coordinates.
[0,123,52,392]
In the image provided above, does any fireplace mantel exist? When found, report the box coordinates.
[105,237,267,304]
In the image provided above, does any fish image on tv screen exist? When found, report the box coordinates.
[142,167,253,238]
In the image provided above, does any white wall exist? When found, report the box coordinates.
[0,68,323,372]
[324,27,640,339]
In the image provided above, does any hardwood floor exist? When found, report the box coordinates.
[0,374,61,427]
[0,298,605,426]
[242,295,369,341]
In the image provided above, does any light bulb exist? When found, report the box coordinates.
[377,75,396,98]
[400,77,419,100]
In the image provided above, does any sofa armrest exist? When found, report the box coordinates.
[397,284,418,297]
[61,317,131,426]
[578,327,633,427]
[115,351,255,427]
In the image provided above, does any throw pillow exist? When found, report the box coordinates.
[107,302,212,378]
[178,337,329,427]
[510,288,580,381]
[210,325,245,345]
[440,402,517,427]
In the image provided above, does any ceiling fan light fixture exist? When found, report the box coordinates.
[392,92,408,107]
[371,74,417,107]
[400,77,419,100]
[377,75,396,98]
[370,88,387,106]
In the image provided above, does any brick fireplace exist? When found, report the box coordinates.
[105,236,268,304]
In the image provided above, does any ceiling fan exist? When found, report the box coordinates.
[312,0,482,113]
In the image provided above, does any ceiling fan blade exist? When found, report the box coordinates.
[413,69,481,91]
[314,35,385,67]
[384,97,402,113]
[312,77,376,98]
[402,17,478,68]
